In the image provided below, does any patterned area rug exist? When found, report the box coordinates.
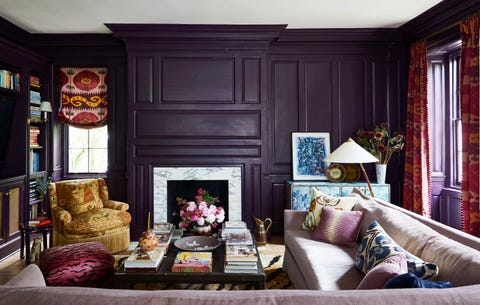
[114,251,292,290]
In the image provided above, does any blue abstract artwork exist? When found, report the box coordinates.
[292,133,330,180]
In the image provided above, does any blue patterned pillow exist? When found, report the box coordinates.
[384,273,452,289]
[355,220,439,279]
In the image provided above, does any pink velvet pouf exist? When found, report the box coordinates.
[39,241,114,288]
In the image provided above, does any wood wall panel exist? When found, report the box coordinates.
[135,146,261,158]
[135,110,261,138]
[271,60,299,169]
[304,60,333,132]
[336,60,367,142]
[242,58,261,104]
[134,56,154,104]
[162,57,234,103]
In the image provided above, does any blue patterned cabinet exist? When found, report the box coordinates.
[286,181,390,210]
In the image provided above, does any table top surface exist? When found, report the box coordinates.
[115,240,265,282]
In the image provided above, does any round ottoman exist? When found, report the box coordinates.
[39,241,114,288]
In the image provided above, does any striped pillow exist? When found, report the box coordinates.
[312,206,363,248]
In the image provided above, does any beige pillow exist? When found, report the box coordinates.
[64,181,103,215]
[301,188,357,231]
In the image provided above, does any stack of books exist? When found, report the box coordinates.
[221,221,253,245]
[171,251,212,272]
[124,246,166,272]
[153,222,174,248]
[224,230,254,245]
[30,126,40,147]
[224,244,258,273]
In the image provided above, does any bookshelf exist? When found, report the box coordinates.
[0,37,50,259]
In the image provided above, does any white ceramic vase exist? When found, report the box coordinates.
[376,164,387,184]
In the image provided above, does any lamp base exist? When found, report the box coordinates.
[358,163,375,197]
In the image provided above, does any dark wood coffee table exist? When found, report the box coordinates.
[114,241,266,290]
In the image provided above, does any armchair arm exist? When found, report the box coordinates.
[51,206,72,224]
[104,199,129,211]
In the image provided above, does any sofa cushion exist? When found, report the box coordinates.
[312,207,363,248]
[420,236,480,286]
[356,220,439,279]
[302,189,357,231]
[284,228,363,290]
[384,272,452,289]
[357,254,408,289]
[39,242,114,288]
[64,181,103,215]
[350,188,442,258]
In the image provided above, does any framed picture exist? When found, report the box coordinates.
[292,132,330,180]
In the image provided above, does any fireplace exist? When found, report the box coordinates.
[153,167,242,225]
[166,180,229,225]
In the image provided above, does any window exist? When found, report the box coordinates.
[68,125,108,173]
[428,42,462,188]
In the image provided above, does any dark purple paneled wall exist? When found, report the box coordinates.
[108,25,406,237]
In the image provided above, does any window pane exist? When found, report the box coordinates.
[68,126,108,173]
[89,148,108,172]
[89,126,108,149]
[69,148,88,173]
[69,127,88,148]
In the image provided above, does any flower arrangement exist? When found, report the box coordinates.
[175,188,225,231]
[356,122,405,165]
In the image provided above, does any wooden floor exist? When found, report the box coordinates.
[0,235,285,285]
[0,250,32,285]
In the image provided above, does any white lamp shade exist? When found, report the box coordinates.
[40,101,52,112]
[324,138,379,164]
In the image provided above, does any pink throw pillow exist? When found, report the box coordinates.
[312,206,363,248]
[357,254,408,289]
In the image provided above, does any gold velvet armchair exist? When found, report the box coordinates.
[48,178,131,253]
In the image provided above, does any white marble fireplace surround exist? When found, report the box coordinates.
[153,167,242,223]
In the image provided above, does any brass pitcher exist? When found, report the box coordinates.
[253,216,272,246]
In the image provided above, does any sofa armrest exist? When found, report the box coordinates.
[4,264,46,287]
[284,209,308,231]
[104,200,129,211]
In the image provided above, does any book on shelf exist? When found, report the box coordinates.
[171,251,212,272]
[0,70,21,91]
[225,244,258,262]
[124,246,166,272]
[29,91,41,105]
[224,231,254,245]
[28,216,49,226]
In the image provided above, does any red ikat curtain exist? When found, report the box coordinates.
[59,67,108,128]
[460,15,480,237]
[403,41,431,217]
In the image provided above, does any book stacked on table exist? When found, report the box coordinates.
[124,246,166,272]
[153,222,174,248]
[171,251,212,272]
[224,231,254,245]
[224,244,259,273]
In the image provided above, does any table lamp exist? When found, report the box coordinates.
[324,137,379,197]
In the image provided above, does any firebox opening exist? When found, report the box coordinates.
[167,180,229,227]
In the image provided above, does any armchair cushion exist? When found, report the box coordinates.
[63,208,131,238]
[63,181,103,215]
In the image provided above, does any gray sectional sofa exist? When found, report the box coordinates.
[1,188,480,305]
[283,188,480,290]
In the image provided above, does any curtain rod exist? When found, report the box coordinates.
[416,11,479,43]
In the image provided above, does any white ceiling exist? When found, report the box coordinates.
[0,0,443,34]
